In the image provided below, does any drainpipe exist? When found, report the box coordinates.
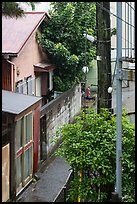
[7,60,16,91]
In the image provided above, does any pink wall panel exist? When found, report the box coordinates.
[12,31,47,82]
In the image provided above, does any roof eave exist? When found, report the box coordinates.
[2,53,18,59]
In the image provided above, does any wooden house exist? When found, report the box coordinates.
[2,12,55,105]
[2,90,42,201]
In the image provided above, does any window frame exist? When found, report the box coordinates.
[15,111,33,194]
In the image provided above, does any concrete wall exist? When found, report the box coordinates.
[40,84,81,158]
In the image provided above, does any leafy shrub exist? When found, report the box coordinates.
[56,108,135,202]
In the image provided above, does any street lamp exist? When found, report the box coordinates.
[108,86,113,93]
[83,33,95,43]
[82,66,89,74]
[82,66,89,107]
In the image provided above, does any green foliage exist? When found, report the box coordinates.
[2,2,39,18]
[56,108,135,202]
[66,175,108,202]
[2,2,24,18]
[121,111,135,202]
[39,2,96,92]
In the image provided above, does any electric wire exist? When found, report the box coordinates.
[126,2,135,11]
[96,2,135,59]
[85,2,135,92]
[95,2,135,47]
[96,2,135,29]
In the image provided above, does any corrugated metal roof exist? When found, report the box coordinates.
[2,12,49,54]
[2,90,42,115]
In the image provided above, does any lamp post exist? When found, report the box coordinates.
[83,33,95,43]
[82,66,89,107]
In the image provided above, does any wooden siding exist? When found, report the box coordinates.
[2,59,12,91]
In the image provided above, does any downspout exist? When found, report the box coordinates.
[7,60,16,92]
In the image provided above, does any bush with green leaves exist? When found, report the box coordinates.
[56,108,135,202]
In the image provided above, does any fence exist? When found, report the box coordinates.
[54,169,73,202]
[40,84,81,162]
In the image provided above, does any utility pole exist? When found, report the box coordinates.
[96,2,112,112]
[116,2,122,200]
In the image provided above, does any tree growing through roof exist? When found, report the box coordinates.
[38,2,96,92]
[2,2,40,18]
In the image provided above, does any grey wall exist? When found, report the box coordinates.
[40,84,81,158]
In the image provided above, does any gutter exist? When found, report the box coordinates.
[2,53,17,59]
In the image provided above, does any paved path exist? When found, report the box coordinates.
[17,156,71,202]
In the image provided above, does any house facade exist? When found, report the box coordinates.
[2,12,54,201]
[2,12,55,105]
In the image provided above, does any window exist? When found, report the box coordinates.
[25,113,33,144]
[16,76,35,95]
[27,76,35,95]
[49,71,53,91]
[16,80,24,94]
[15,112,33,194]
